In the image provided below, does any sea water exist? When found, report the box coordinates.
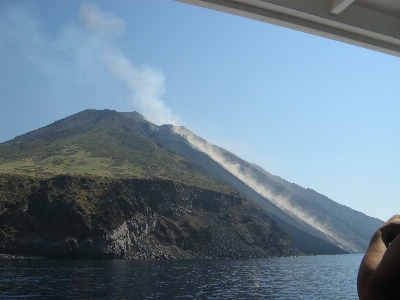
[0,254,362,299]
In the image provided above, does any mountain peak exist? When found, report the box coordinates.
[3,110,154,144]
[0,108,382,255]
[118,111,151,124]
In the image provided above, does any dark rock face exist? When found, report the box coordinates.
[0,174,299,259]
[1,109,381,255]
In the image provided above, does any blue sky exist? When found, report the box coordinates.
[1,0,399,221]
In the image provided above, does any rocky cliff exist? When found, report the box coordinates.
[0,174,299,259]
[0,109,382,255]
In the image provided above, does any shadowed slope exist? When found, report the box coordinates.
[0,174,299,259]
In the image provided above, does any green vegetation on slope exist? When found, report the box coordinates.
[0,112,233,194]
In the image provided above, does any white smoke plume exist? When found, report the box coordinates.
[172,126,357,251]
[0,3,179,128]
[78,4,180,125]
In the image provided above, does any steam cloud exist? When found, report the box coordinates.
[172,126,357,251]
[79,4,180,125]
[0,3,179,126]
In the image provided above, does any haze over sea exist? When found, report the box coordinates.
[1,254,361,299]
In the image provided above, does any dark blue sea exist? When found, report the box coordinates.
[0,254,362,299]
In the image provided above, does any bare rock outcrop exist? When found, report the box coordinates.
[0,174,299,259]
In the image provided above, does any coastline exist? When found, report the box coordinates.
[0,253,44,260]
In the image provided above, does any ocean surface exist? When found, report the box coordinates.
[0,253,362,299]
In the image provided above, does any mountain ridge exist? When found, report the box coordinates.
[0,109,382,255]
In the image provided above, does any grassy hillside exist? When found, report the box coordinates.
[0,110,233,194]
